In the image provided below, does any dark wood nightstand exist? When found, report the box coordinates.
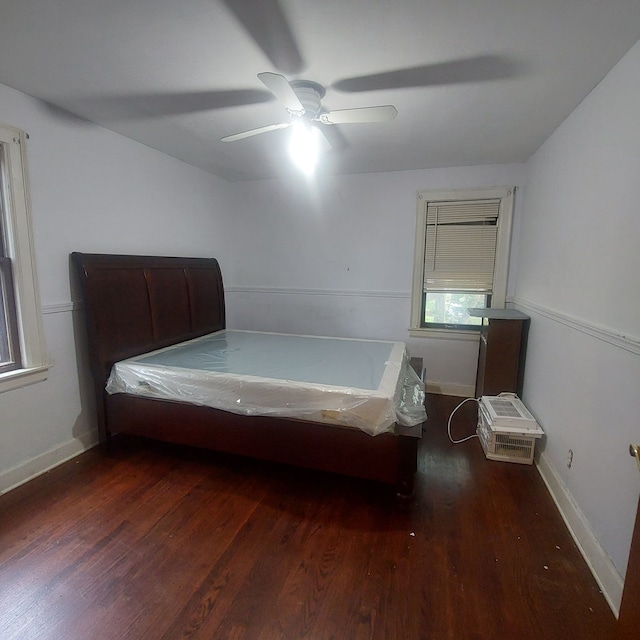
[468,308,530,398]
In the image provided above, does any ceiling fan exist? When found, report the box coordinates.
[42,0,520,158]
[220,72,398,145]
[216,0,518,150]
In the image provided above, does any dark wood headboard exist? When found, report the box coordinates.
[71,253,225,438]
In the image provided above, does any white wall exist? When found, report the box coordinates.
[0,82,232,492]
[224,163,525,394]
[513,39,640,610]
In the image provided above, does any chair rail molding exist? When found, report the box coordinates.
[508,297,640,356]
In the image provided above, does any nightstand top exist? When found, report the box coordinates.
[467,308,530,320]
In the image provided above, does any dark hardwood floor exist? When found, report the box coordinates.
[0,395,616,639]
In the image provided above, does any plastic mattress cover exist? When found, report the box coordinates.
[105,330,426,436]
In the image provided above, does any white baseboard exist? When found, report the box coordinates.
[536,451,623,617]
[0,430,99,496]
[426,381,475,398]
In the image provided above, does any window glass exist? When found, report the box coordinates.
[423,292,487,328]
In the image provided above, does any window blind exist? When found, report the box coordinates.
[423,199,500,292]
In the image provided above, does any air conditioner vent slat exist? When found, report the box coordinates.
[480,395,542,433]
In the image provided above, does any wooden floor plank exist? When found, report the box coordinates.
[0,394,616,639]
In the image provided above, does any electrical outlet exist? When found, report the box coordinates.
[567,449,574,468]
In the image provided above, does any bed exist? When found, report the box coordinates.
[71,252,425,497]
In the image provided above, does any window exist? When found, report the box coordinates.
[0,221,21,373]
[0,123,47,391]
[410,187,514,336]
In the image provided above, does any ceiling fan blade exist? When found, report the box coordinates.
[318,126,348,151]
[220,0,305,75]
[311,125,333,154]
[315,114,348,151]
[258,72,304,114]
[319,106,398,125]
[65,89,274,121]
[221,121,291,142]
[332,55,521,92]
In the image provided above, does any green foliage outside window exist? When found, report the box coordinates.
[423,292,487,327]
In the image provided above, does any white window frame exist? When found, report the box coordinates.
[0,123,48,392]
[409,187,515,339]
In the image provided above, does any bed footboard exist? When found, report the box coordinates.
[107,394,419,495]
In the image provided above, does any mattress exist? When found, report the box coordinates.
[105,330,426,436]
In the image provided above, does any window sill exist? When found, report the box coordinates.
[0,365,49,393]
[408,327,481,341]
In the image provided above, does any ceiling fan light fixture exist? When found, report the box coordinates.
[289,120,321,174]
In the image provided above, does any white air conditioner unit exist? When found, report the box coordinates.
[477,394,544,465]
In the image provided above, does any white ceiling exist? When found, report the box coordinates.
[1,0,639,182]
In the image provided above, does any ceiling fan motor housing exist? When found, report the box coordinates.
[290,80,326,118]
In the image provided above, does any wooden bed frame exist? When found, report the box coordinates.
[71,252,421,497]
